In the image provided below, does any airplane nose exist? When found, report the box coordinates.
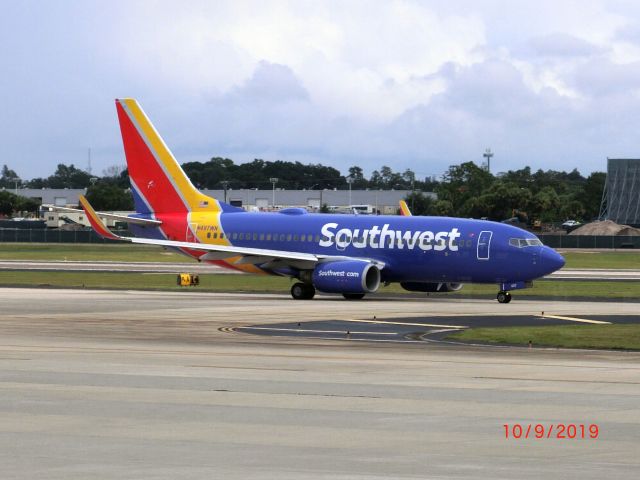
[541,247,565,273]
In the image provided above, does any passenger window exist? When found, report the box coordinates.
[253,233,258,241]
[220,233,224,239]
[206,232,211,239]
[293,234,299,241]
[259,233,264,240]
[315,235,320,242]
[232,233,237,240]
[213,232,218,239]
[286,234,292,241]
[301,234,306,241]
[266,233,271,241]
[280,234,286,241]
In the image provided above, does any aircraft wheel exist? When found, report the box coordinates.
[497,291,512,304]
[343,293,365,300]
[291,282,315,300]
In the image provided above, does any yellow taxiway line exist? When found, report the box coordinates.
[237,326,399,335]
[537,314,611,325]
[344,318,468,329]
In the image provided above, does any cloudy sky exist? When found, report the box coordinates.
[3,0,640,180]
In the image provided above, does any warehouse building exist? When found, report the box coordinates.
[5,188,434,227]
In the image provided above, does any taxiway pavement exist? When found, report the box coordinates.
[0,288,639,479]
[2,260,640,280]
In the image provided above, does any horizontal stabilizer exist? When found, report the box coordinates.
[78,195,123,241]
[42,204,161,226]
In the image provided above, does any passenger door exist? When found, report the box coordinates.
[477,231,492,260]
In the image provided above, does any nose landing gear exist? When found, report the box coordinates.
[497,291,512,304]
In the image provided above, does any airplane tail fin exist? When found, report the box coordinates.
[399,200,412,216]
[115,98,219,215]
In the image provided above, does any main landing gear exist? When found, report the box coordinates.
[291,282,315,300]
[497,291,512,304]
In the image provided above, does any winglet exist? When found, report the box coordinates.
[78,195,124,241]
[399,200,412,216]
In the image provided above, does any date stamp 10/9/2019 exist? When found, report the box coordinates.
[504,424,599,440]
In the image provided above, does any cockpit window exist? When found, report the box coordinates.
[509,238,543,248]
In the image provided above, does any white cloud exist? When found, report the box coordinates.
[3,0,640,178]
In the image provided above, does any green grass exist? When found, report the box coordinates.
[0,243,191,263]
[0,243,639,299]
[446,324,640,350]
[0,243,638,269]
[0,270,639,299]
[560,251,640,269]
[0,271,294,292]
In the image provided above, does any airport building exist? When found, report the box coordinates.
[5,187,433,227]
[599,158,640,227]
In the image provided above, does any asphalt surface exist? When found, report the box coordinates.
[1,288,639,479]
[237,314,640,343]
[2,260,640,280]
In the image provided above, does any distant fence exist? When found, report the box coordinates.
[1,228,639,249]
[538,235,640,249]
[0,229,127,243]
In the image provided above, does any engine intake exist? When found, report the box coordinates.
[313,261,381,294]
[400,282,463,293]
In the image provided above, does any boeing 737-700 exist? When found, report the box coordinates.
[61,99,565,302]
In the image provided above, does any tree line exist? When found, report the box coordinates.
[1,160,605,223]
[406,162,605,223]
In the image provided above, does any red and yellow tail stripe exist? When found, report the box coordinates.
[116,98,217,214]
[399,200,412,216]
[79,195,122,240]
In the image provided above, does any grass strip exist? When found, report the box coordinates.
[1,270,640,300]
[1,243,639,269]
[0,243,191,263]
[560,251,640,269]
[446,324,640,350]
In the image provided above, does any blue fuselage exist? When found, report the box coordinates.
[210,211,565,285]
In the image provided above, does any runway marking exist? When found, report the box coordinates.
[537,314,611,325]
[343,318,468,329]
[237,326,399,335]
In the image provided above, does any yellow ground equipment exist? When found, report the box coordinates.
[177,273,200,287]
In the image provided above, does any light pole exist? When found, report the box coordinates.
[269,178,278,208]
[346,176,353,208]
[7,175,21,195]
[220,181,230,203]
[483,148,493,174]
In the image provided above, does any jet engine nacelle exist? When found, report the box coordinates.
[312,261,381,294]
[400,282,463,293]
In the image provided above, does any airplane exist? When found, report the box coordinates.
[69,98,566,303]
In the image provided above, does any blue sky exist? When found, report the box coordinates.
[3,0,640,180]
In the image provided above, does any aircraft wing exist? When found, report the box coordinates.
[42,204,162,226]
[79,195,382,270]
